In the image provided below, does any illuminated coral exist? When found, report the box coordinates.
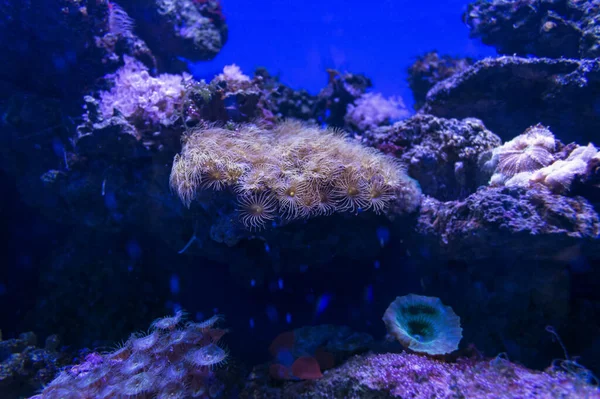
[530,144,598,193]
[237,192,278,230]
[489,125,599,194]
[345,92,410,131]
[382,294,462,355]
[170,122,421,230]
[493,125,555,178]
[98,56,189,127]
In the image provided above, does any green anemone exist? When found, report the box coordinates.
[382,294,462,355]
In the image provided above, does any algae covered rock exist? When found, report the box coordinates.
[422,57,600,144]
[241,352,600,399]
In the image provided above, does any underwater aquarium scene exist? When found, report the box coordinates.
[2,0,600,397]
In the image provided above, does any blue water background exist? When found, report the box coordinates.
[193,0,496,107]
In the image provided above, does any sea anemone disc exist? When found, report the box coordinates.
[184,343,228,369]
[382,294,462,355]
[151,310,186,331]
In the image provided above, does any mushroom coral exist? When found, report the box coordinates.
[382,294,462,355]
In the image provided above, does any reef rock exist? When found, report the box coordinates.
[118,0,228,72]
[407,52,474,110]
[241,352,600,399]
[415,186,600,261]
[360,114,501,201]
[422,57,600,144]
[0,0,155,100]
[0,332,69,398]
[464,0,600,58]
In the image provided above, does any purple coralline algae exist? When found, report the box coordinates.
[241,352,600,398]
[360,114,501,201]
[422,56,600,144]
[407,52,474,110]
[31,311,232,399]
[464,0,600,58]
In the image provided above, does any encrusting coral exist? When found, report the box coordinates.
[382,294,462,355]
[170,122,421,230]
[31,311,229,399]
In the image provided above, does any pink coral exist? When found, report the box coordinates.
[345,92,410,131]
[99,56,190,127]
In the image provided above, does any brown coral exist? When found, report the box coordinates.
[170,122,421,230]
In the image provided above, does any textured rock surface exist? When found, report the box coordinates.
[119,0,228,71]
[241,352,600,399]
[0,0,155,100]
[407,52,473,110]
[464,0,600,58]
[422,57,600,144]
[0,332,69,398]
[360,114,501,201]
[415,186,600,260]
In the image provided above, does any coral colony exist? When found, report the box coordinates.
[1,0,600,398]
[170,122,422,228]
[31,312,228,399]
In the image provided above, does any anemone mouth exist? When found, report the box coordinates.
[237,191,277,230]
[405,319,436,343]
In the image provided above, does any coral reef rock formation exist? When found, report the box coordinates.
[360,114,501,201]
[416,186,600,261]
[241,352,600,399]
[0,332,69,398]
[464,0,600,58]
[407,51,474,110]
[0,0,155,100]
[422,57,600,144]
[118,0,228,71]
